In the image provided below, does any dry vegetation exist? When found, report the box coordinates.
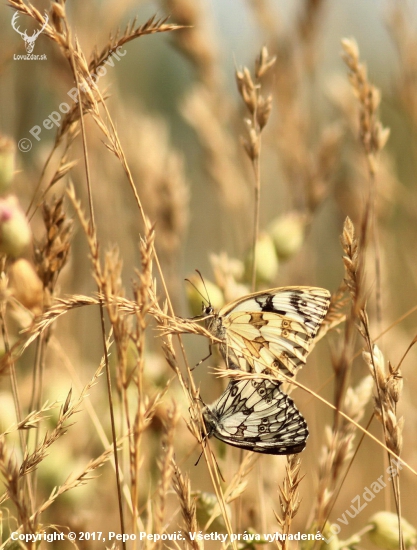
[0,1,416,549]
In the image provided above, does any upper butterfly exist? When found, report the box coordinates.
[203,287,330,377]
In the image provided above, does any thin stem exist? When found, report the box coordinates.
[251,155,261,292]
[68,39,126,550]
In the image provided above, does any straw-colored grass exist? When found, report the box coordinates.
[0,2,416,550]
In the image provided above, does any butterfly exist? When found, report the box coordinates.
[202,287,330,377]
[202,377,308,454]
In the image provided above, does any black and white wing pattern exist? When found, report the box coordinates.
[204,287,330,376]
[202,378,308,455]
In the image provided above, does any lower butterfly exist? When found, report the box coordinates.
[202,286,331,377]
[202,378,308,455]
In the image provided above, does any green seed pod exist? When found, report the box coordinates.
[0,137,16,195]
[194,491,231,533]
[368,511,416,550]
[268,212,306,260]
[0,196,31,257]
[245,233,279,284]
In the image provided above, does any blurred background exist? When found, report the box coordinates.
[0,0,416,548]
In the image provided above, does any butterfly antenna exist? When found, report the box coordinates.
[195,269,211,306]
[185,275,209,307]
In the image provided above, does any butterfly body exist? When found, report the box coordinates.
[202,378,308,455]
[204,286,330,376]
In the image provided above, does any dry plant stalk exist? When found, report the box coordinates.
[8,0,184,217]
[316,282,349,343]
[153,405,180,545]
[5,3,184,544]
[4,0,417,546]
[267,7,343,219]
[236,46,275,290]
[34,195,73,305]
[174,0,249,213]
[163,0,219,88]
[388,4,417,128]
[312,375,373,530]
[172,460,202,550]
[275,454,303,549]
[341,37,390,328]
[127,227,157,529]
[311,216,373,530]
[362,344,403,458]
[0,357,107,543]
[328,217,365,427]
[341,38,390,177]
[361,328,405,547]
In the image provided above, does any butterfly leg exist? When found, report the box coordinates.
[191,344,213,371]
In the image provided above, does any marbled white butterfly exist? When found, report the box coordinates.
[203,287,330,376]
[202,378,308,454]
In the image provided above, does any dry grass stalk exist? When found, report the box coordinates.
[341,38,390,177]
[148,270,235,546]
[10,0,183,225]
[328,216,366,421]
[127,227,157,528]
[0,438,32,532]
[1,196,73,530]
[362,343,403,457]
[4,0,417,545]
[341,38,390,328]
[38,442,116,512]
[316,283,348,342]
[341,216,362,312]
[68,177,150,540]
[308,218,367,533]
[20,362,105,478]
[360,318,406,538]
[119,115,189,297]
[312,375,373,530]
[296,0,326,72]
[0,357,106,542]
[168,0,251,213]
[275,455,303,549]
[265,8,343,219]
[223,453,255,506]
[153,405,180,545]
[89,15,184,74]
[172,460,202,550]
[181,86,250,211]
[388,4,417,128]
[18,443,116,538]
[1,401,58,436]
[236,46,275,289]
[63,18,195,537]
[163,0,218,88]
[33,195,72,305]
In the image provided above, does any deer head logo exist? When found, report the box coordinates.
[11,11,48,54]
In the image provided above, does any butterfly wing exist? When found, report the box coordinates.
[215,287,330,375]
[202,378,308,455]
